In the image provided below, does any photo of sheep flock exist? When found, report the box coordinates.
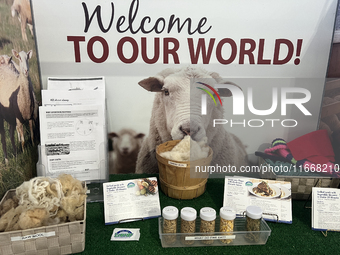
[0,0,41,198]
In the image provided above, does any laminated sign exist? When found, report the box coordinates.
[31,0,338,177]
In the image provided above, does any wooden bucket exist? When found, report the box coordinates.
[156,140,213,200]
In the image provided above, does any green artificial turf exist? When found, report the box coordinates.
[77,174,340,255]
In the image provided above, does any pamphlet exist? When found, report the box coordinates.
[223,177,292,223]
[103,177,161,225]
[39,104,106,181]
[312,187,340,231]
[38,77,107,182]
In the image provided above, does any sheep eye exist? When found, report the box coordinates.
[164,89,169,96]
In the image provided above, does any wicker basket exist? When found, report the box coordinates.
[275,177,340,200]
[0,190,86,255]
[156,140,213,200]
[258,157,340,200]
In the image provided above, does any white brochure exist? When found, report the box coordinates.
[103,177,161,225]
[223,177,292,223]
[312,187,340,231]
[41,89,105,108]
[39,104,105,181]
[47,77,105,94]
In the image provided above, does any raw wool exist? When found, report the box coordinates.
[0,196,19,215]
[18,208,49,230]
[61,193,87,221]
[58,174,87,222]
[0,205,26,232]
[160,136,209,161]
[16,176,63,216]
[58,174,85,197]
[0,174,87,232]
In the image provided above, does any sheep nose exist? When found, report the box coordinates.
[179,126,190,136]
[121,147,129,154]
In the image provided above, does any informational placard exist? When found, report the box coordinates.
[103,177,161,225]
[38,77,107,182]
[312,187,340,231]
[223,177,292,223]
[39,104,106,181]
[31,0,338,175]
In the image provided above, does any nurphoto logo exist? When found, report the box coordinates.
[196,82,223,115]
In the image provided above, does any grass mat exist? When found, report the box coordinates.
[78,174,340,255]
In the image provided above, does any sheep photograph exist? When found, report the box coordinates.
[136,67,249,174]
[108,128,145,174]
[0,0,41,198]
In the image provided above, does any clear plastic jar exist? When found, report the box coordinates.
[245,205,262,242]
[199,207,216,244]
[180,207,197,245]
[219,206,236,244]
[162,206,178,244]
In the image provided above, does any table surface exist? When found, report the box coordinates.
[78,174,340,255]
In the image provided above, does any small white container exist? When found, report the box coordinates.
[180,207,197,245]
[246,205,262,221]
[245,205,262,242]
[162,206,179,244]
[163,206,179,221]
[199,207,216,244]
[219,206,236,244]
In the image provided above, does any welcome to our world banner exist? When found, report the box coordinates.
[32,0,338,176]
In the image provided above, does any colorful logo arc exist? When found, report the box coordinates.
[196,82,223,106]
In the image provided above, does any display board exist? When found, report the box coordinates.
[0,0,41,198]
[31,0,338,176]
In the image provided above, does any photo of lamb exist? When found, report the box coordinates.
[0,0,41,197]
[108,128,145,174]
[135,66,249,174]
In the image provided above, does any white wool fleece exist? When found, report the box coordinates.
[160,136,209,161]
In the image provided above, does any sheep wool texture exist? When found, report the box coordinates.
[160,136,209,161]
[0,174,86,232]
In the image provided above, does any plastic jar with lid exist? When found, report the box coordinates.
[219,206,236,244]
[162,206,178,244]
[245,205,262,242]
[180,207,197,245]
[199,207,216,244]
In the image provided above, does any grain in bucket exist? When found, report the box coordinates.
[156,139,213,199]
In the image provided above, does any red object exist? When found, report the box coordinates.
[287,129,335,164]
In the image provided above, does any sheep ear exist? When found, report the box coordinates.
[108,132,118,139]
[135,133,145,139]
[210,72,242,97]
[12,50,19,59]
[27,50,33,59]
[217,82,243,97]
[138,77,163,92]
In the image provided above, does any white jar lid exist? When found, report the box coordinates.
[246,206,262,219]
[180,207,197,221]
[162,206,178,220]
[220,206,236,220]
[200,207,216,221]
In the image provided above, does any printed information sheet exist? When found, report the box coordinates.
[312,187,340,231]
[223,177,292,223]
[39,104,105,181]
[103,177,161,225]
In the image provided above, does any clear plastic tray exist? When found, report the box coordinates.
[158,216,271,247]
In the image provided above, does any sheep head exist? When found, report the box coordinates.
[12,49,32,77]
[138,67,240,143]
[109,129,145,156]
